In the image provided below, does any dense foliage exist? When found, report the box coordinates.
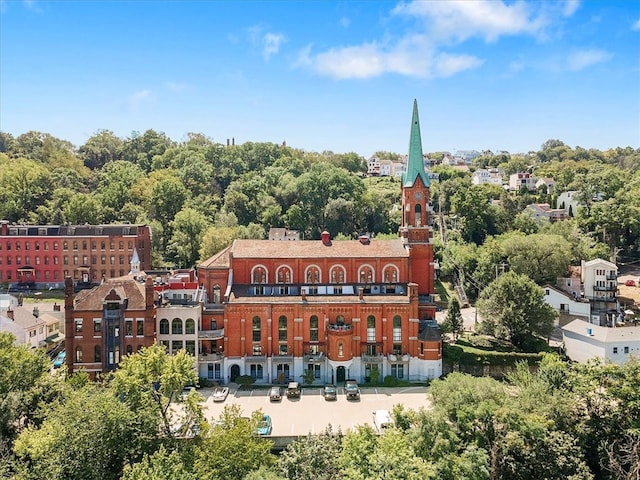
[1,130,637,271]
[2,335,639,479]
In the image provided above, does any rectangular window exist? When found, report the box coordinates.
[624,346,629,354]
[253,344,262,355]
[172,340,183,353]
[137,320,144,336]
[250,364,263,379]
[367,327,376,342]
[93,319,102,333]
[391,364,404,379]
[185,340,196,356]
[125,319,133,336]
[393,327,402,342]
[75,319,83,333]
[207,363,214,380]
[393,344,402,355]
[279,344,288,355]
[613,347,618,354]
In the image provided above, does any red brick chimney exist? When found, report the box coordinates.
[321,230,331,246]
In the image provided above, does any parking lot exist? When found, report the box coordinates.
[200,385,431,436]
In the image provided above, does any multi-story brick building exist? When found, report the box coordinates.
[197,100,441,384]
[0,222,152,290]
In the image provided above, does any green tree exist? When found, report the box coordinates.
[111,344,200,439]
[441,296,463,341]
[168,207,210,267]
[501,233,572,284]
[121,446,197,480]
[199,226,239,261]
[194,405,275,480]
[477,271,556,349]
[79,129,124,169]
[13,385,156,480]
[279,427,343,480]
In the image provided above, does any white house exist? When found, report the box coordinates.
[582,259,618,326]
[543,285,591,323]
[556,191,582,217]
[562,318,640,365]
[509,172,537,192]
[0,303,63,348]
[525,203,568,222]
[471,168,503,186]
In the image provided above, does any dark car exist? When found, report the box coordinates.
[269,386,282,402]
[322,384,337,401]
[345,379,360,400]
[286,382,300,399]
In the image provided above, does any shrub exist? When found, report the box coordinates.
[383,375,398,387]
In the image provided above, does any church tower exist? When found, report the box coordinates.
[399,100,435,304]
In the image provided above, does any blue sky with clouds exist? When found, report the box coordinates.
[1,0,639,157]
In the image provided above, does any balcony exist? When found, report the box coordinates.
[361,353,384,363]
[327,323,352,333]
[198,328,224,340]
[606,273,617,281]
[593,284,617,292]
[388,353,410,362]
[198,352,224,362]
[304,351,325,363]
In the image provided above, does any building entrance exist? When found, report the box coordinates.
[336,366,346,383]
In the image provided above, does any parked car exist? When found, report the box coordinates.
[322,384,337,401]
[256,414,272,436]
[179,386,194,402]
[211,386,229,403]
[372,409,394,433]
[53,351,66,369]
[625,279,636,286]
[269,386,282,402]
[345,379,360,400]
[286,381,300,399]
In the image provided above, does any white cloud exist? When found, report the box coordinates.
[339,16,350,28]
[298,34,482,80]
[566,49,612,71]
[392,0,545,43]
[246,24,286,61]
[562,0,580,17]
[263,32,286,60]
[128,89,152,111]
[632,18,640,31]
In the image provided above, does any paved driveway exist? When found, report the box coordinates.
[201,385,431,436]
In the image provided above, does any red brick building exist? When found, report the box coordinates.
[197,100,441,384]
[0,223,152,290]
[63,274,157,376]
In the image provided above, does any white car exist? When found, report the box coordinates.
[212,386,230,403]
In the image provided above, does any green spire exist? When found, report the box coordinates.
[403,99,430,188]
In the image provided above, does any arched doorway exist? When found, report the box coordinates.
[336,366,346,383]
[230,364,240,382]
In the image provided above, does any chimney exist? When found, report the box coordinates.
[145,276,155,310]
[321,230,331,246]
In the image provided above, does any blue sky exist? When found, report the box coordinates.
[1,0,639,157]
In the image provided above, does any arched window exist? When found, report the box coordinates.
[252,266,267,284]
[305,266,321,284]
[367,315,376,342]
[329,266,345,284]
[159,319,169,335]
[172,318,183,334]
[278,315,288,341]
[393,315,402,342]
[414,204,422,227]
[252,316,261,342]
[338,342,344,357]
[94,345,101,362]
[75,346,83,363]
[309,315,319,341]
[383,265,399,283]
[185,319,195,334]
[276,266,292,284]
[358,265,374,283]
[212,285,221,303]
[336,314,345,326]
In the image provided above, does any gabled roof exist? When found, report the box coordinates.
[562,318,640,342]
[74,276,151,311]
[402,99,430,188]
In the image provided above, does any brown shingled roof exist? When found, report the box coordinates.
[228,238,408,259]
[74,277,149,311]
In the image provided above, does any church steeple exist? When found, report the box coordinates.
[402,99,430,188]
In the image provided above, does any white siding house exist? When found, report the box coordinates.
[543,285,591,322]
[562,319,640,365]
[582,259,618,326]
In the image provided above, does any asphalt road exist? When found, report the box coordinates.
[200,385,431,436]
